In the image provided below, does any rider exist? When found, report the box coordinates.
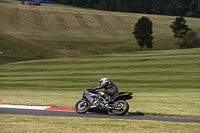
[92,78,119,103]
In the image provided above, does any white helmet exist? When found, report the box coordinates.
[100,78,109,85]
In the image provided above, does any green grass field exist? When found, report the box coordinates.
[1,48,200,119]
[1,1,200,64]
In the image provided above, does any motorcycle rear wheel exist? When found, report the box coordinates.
[112,100,129,116]
[75,99,90,114]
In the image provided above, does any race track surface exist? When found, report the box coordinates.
[0,108,200,123]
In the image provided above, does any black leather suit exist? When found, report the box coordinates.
[94,81,119,96]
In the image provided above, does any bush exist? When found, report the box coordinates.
[180,31,200,49]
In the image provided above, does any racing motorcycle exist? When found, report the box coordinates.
[75,88,133,116]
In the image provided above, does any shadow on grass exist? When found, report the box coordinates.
[128,111,199,119]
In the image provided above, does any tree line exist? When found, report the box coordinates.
[52,0,200,18]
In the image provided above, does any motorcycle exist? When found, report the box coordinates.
[75,88,133,116]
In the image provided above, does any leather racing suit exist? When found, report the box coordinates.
[94,81,119,96]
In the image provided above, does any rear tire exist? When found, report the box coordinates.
[75,99,90,114]
[112,100,129,116]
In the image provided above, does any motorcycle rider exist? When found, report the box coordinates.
[92,78,119,103]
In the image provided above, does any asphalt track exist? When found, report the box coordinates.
[0,108,200,123]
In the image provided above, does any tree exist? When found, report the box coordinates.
[97,0,107,10]
[152,0,170,14]
[169,16,192,44]
[21,0,25,4]
[72,0,86,7]
[177,0,191,16]
[180,31,200,48]
[84,0,98,8]
[132,16,154,51]
[186,0,200,17]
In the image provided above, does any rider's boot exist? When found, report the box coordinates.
[99,92,112,104]
[105,95,112,104]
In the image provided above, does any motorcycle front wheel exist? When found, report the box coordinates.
[75,99,90,114]
[112,100,129,116]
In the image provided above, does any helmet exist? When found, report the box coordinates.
[100,78,109,86]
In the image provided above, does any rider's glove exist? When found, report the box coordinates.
[91,87,96,92]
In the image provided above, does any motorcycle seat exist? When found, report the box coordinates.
[111,92,132,99]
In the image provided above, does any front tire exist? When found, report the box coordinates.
[75,99,90,114]
[112,100,129,116]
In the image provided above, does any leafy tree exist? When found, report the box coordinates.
[97,0,107,10]
[177,0,191,16]
[72,0,86,7]
[130,0,153,14]
[186,0,200,17]
[163,1,179,16]
[169,16,192,44]
[152,0,170,15]
[84,0,99,8]
[21,0,25,4]
[180,31,200,48]
[107,0,117,11]
[132,16,154,51]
